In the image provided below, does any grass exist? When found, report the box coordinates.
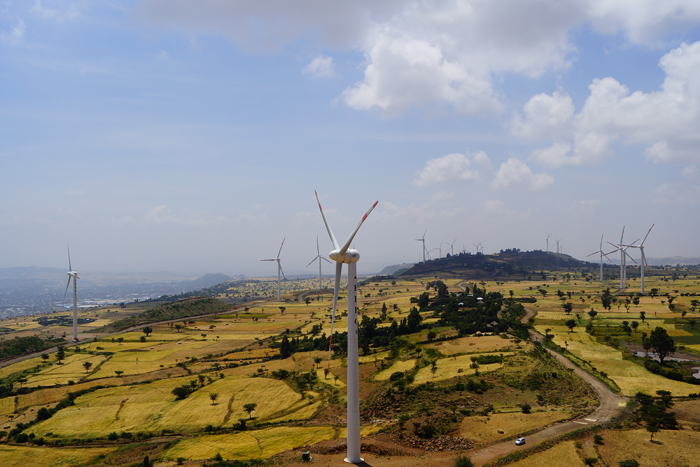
[459,410,574,442]
[164,426,336,460]
[426,335,515,355]
[413,355,502,385]
[25,353,106,388]
[506,440,585,467]
[0,445,115,467]
[597,429,700,467]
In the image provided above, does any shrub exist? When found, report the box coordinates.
[108,432,119,441]
[520,403,532,414]
[619,461,639,467]
[454,455,474,467]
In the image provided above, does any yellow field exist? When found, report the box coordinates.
[0,445,115,467]
[374,360,416,381]
[413,356,501,385]
[0,356,45,379]
[537,324,699,396]
[426,335,515,355]
[507,441,585,467]
[164,426,336,460]
[597,429,700,467]
[316,369,346,387]
[28,375,305,438]
[26,353,106,388]
[459,410,574,442]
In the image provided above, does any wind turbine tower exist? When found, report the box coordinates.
[608,227,638,289]
[625,224,654,294]
[415,229,427,262]
[307,237,332,291]
[545,233,551,253]
[315,191,377,464]
[261,239,286,301]
[63,246,79,342]
[449,238,457,256]
[587,234,612,281]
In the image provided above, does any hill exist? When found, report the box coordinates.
[400,249,594,277]
[189,273,231,290]
[379,263,415,275]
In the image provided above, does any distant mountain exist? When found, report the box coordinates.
[646,257,700,266]
[379,263,415,275]
[189,273,231,290]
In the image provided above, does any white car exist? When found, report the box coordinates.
[515,437,526,446]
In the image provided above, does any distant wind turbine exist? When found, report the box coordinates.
[307,237,332,291]
[415,229,427,262]
[63,244,79,342]
[607,227,638,289]
[261,239,286,301]
[587,234,613,281]
[624,224,654,295]
[448,238,457,256]
[315,191,377,464]
[545,233,551,253]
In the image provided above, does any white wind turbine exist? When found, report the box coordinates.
[555,237,563,254]
[472,242,481,254]
[415,229,427,262]
[448,238,457,256]
[624,224,654,295]
[315,191,377,464]
[307,236,332,291]
[544,233,551,253]
[587,234,613,281]
[261,239,286,301]
[63,245,79,342]
[608,227,638,289]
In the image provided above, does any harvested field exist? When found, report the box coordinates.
[374,359,416,381]
[597,429,700,467]
[507,440,585,467]
[413,356,500,385]
[0,445,114,467]
[426,335,515,355]
[459,410,574,442]
[25,353,106,388]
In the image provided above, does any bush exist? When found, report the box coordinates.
[619,461,639,467]
[454,455,474,467]
[16,433,29,443]
[390,371,404,381]
[108,432,119,441]
[520,403,532,414]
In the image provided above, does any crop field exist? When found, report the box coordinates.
[459,410,574,442]
[0,445,115,467]
[164,426,336,461]
[597,429,700,467]
[0,356,44,379]
[537,324,699,396]
[426,335,516,355]
[413,356,502,385]
[25,353,106,388]
[507,441,585,467]
[374,359,416,381]
[27,374,305,438]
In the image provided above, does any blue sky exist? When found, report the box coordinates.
[2,1,700,276]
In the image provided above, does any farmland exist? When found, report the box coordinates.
[0,265,699,466]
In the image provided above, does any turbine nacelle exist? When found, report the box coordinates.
[329,248,360,264]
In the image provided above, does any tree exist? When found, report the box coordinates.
[313,356,322,369]
[115,370,124,377]
[562,302,573,315]
[631,321,639,333]
[649,327,676,365]
[454,455,474,467]
[209,393,218,405]
[279,335,292,359]
[639,311,646,322]
[117,337,124,345]
[430,360,438,378]
[279,306,286,315]
[55,346,65,363]
[601,295,612,311]
[588,309,598,320]
[41,353,49,362]
[304,297,311,305]
[143,326,153,337]
[324,368,330,380]
[427,329,437,341]
[83,361,92,373]
[565,319,576,333]
[175,324,182,333]
[243,403,257,419]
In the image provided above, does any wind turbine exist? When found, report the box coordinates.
[624,224,654,294]
[315,191,377,464]
[63,245,79,342]
[472,242,481,255]
[587,234,613,281]
[607,227,638,289]
[545,233,551,253]
[261,239,286,301]
[555,237,563,254]
[307,236,332,291]
[415,229,427,262]
[448,238,457,256]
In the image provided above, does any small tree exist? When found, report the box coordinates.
[324,368,330,379]
[55,346,66,363]
[588,309,598,320]
[83,361,93,373]
[430,360,438,378]
[279,306,286,315]
[209,393,218,405]
[143,326,153,337]
[334,374,339,385]
[117,337,124,345]
[313,356,322,369]
[175,324,182,333]
[41,353,49,362]
[649,327,676,365]
[565,319,576,333]
[562,302,573,315]
[243,403,257,419]
[454,455,474,467]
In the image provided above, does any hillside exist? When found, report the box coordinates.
[400,249,595,277]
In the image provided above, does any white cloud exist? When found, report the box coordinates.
[511,91,574,139]
[521,41,700,167]
[414,151,491,186]
[1,19,26,46]
[32,0,83,22]
[682,165,699,179]
[654,181,700,204]
[136,1,700,116]
[155,50,169,60]
[302,55,336,78]
[491,158,554,192]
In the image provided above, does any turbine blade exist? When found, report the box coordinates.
[316,236,320,255]
[602,252,614,263]
[306,257,319,268]
[620,226,625,245]
[278,262,286,280]
[277,238,285,259]
[625,252,637,264]
[600,234,603,250]
[261,259,276,262]
[339,199,379,255]
[328,262,342,368]
[641,224,654,246]
[586,251,600,257]
[322,257,332,264]
[315,191,340,250]
[67,243,72,272]
[63,276,72,305]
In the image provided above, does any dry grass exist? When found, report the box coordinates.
[413,356,501,385]
[374,360,416,381]
[459,410,574,442]
[0,356,44,379]
[536,324,699,396]
[425,335,515,355]
[26,353,106,388]
[671,399,700,425]
[164,426,336,460]
[507,441,585,467]
[0,445,114,467]
[597,429,700,467]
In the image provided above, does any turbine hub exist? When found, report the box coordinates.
[329,249,360,264]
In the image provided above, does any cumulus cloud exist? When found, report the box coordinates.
[414,150,491,186]
[519,41,700,167]
[302,55,336,77]
[135,1,700,116]
[491,158,554,192]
